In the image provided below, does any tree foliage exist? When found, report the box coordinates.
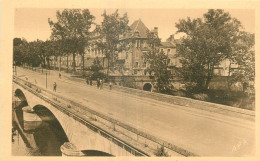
[175,9,253,91]
[49,9,95,72]
[229,32,255,93]
[90,57,105,80]
[13,38,42,67]
[98,10,129,75]
[13,38,25,65]
[143,50,172,93]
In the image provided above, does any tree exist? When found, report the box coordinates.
[13,38,25,65]
[29,40,51,70]
[99,10,129,76]
[143,30,172,93]
[143,50,172,94]
[49,9,95,73]
[228,32,255,93]
[90,57,105,80]
[25,41,41,69]
[175,9,245,91]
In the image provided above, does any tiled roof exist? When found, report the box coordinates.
[174,39,182,45]
[160,42,175,48]
[129,19,150,38]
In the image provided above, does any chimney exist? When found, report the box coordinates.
[153,27,158,35]
[167,34,175,43]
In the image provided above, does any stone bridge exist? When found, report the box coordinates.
[12,76,191,157]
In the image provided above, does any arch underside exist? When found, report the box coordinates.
[143,83,152,91]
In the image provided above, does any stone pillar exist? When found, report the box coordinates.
[22,106,42,131]
[60,142,85,156]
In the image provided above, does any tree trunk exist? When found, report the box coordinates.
[47,57,50,69]
[205,65,214,90]
[59,56,61,72]
[67,55,69,73]
[82,53,85,76]
[54,57,56,71]
[107,57,110,77]
[227,60,232,91]
[43,59,46,69]
[102,50,104,67]
[73,53,76,73]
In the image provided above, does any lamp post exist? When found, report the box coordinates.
[46,68,48,89]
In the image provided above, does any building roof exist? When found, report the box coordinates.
[174,39,182,45]
[160,42,176,48]
[129,19,150,38]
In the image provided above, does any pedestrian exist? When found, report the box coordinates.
[53,82,57,92]
[59,73,61,79]
[90,79,92,86]
[109,81,112,90]
[86,78,89,85]
[100,79,103,89]
[97,78,100,89]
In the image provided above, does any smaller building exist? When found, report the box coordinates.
[214,59,238,76]
[159,34,182,75]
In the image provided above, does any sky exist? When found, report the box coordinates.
[14,8,255,42]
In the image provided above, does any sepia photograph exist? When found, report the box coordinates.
[1,0,259,160]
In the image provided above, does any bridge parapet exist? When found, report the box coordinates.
[104,84,255,121]
[63,75,255,120]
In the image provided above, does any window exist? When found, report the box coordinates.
[167,59,170,64]
[161,49,163,52]
[167,49,170,54]
[135,62,139,68]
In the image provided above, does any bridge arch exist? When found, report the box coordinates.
[12,84,134,156]
[143,83,152,91]
[14,88,28,105]
[32,104,69,155]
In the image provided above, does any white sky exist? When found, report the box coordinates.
[14,8,255,42]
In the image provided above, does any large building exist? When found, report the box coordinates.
[117,19,159,76]
[49,20,182,77]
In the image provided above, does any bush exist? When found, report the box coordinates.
[154,146,169,157]
[184,82,197,93]
[192,93,209,101]
[121,76,136,89]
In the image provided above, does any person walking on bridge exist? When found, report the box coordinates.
[109,81,112,90]
[100,79,103,89]
[53,82,57,92]
[97,78,100,89]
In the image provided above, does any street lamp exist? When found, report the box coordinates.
[13,61,17,76]
[46,68,48,89]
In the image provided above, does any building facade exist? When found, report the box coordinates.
[117,19,159,76]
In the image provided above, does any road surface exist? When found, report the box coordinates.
[14,67,255,156]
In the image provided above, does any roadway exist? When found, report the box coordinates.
[14,67,255,156]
